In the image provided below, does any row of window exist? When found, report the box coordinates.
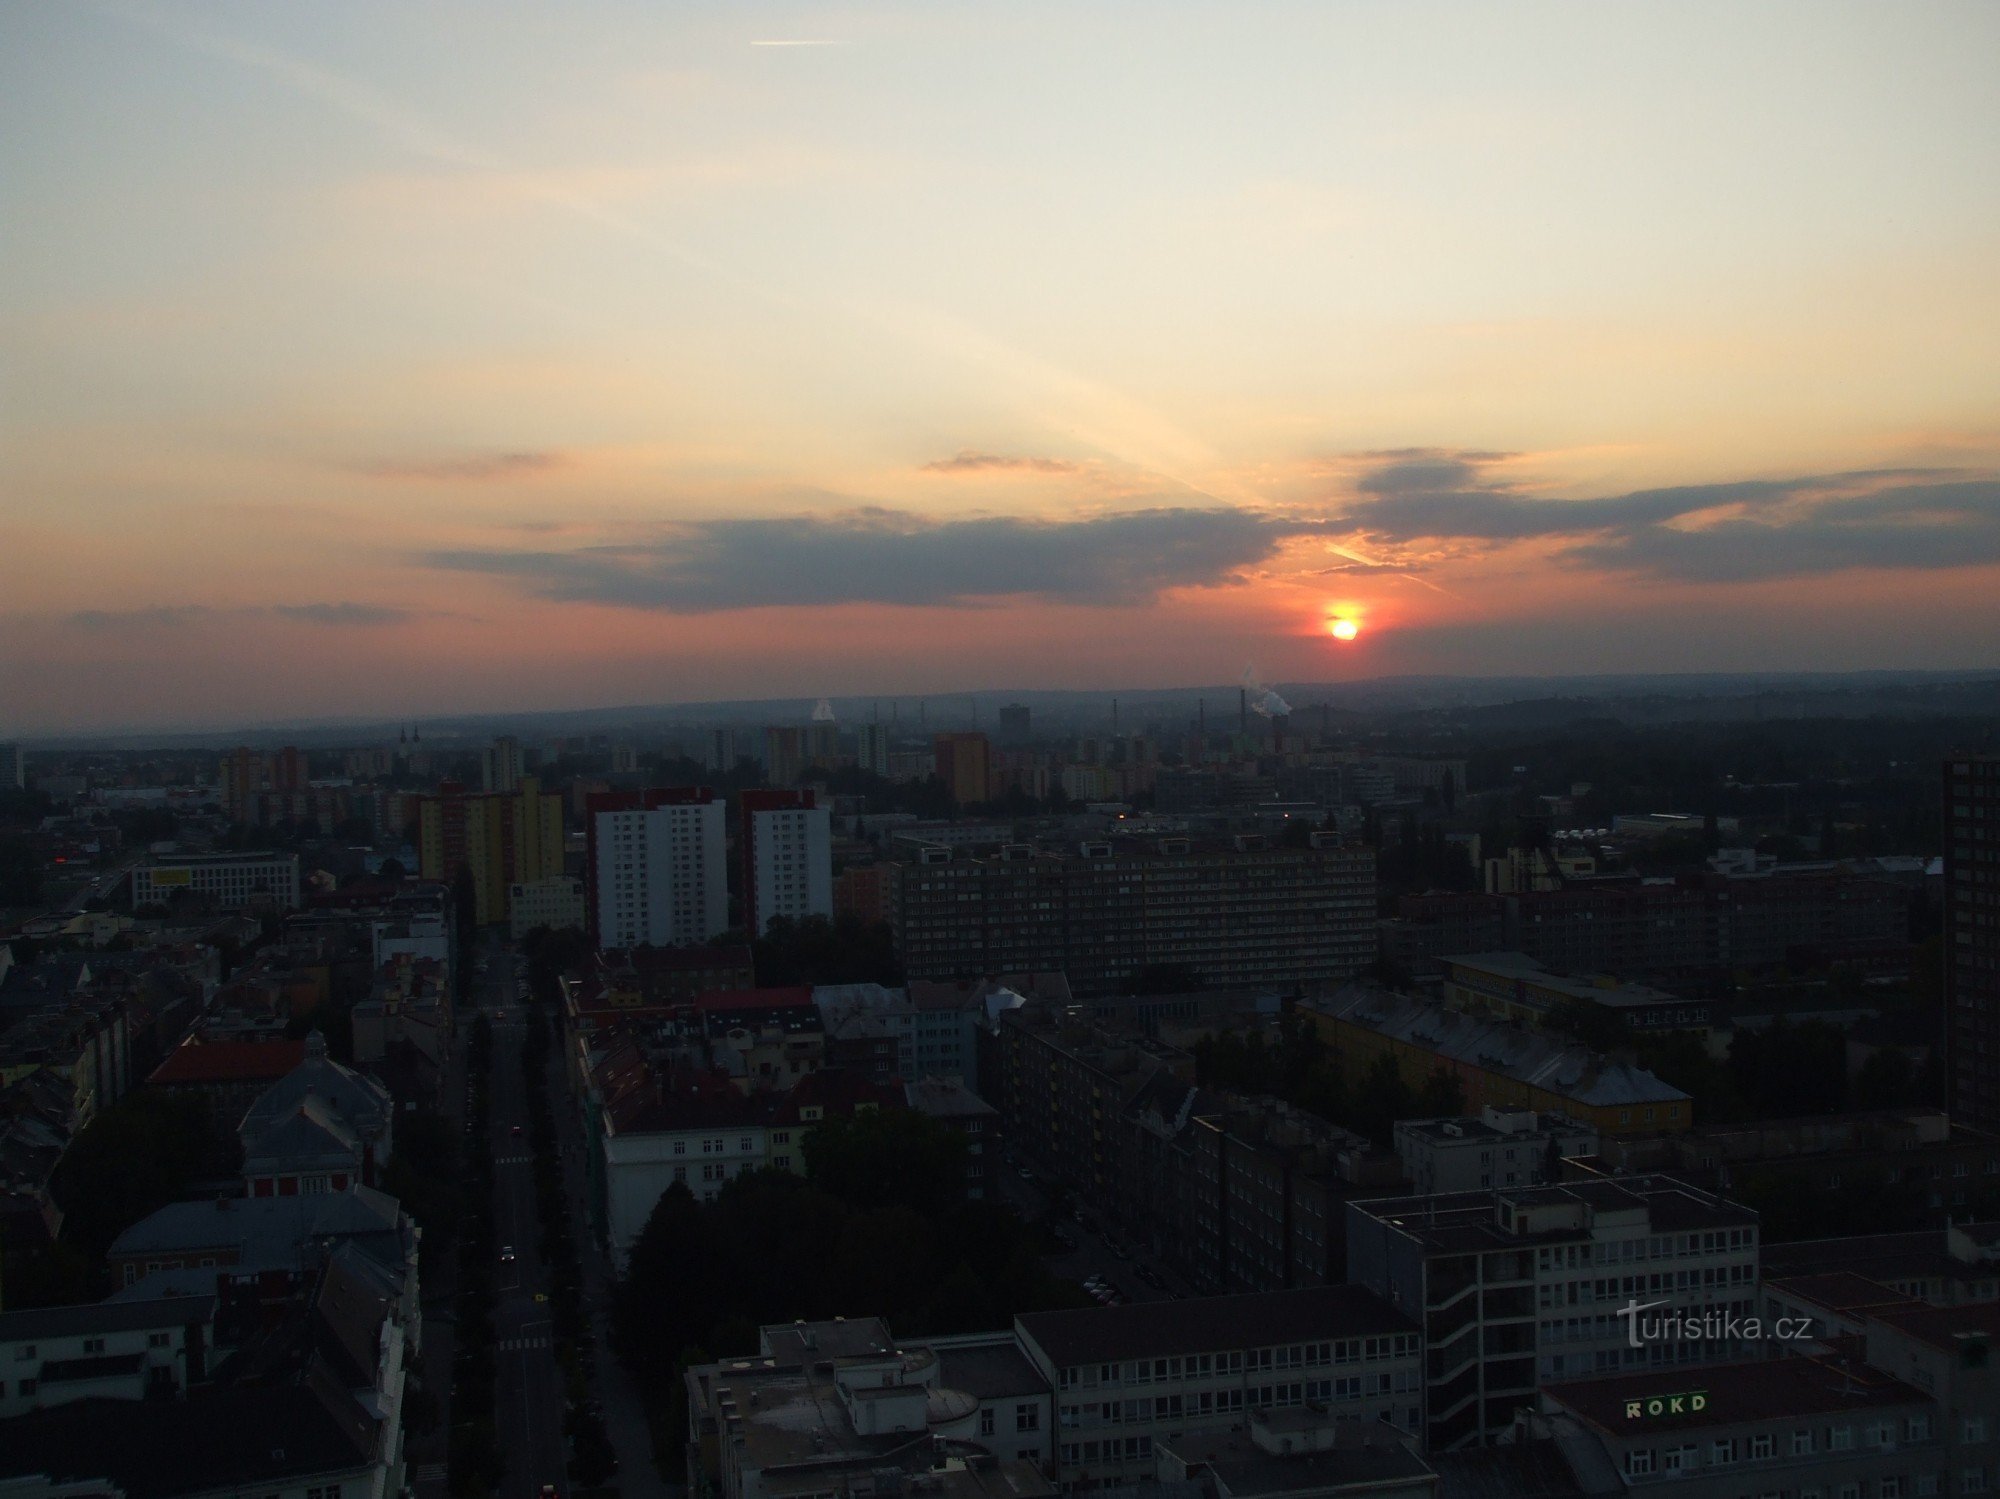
[1057,1336,1417,1389]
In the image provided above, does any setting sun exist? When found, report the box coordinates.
[1329,618,1360,641]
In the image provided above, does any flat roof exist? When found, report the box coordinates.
[1545,1356,1928,1436]
[1016,1286,1412,1368]
[1163,1427,1432,1499]
[1764,1272,1921,1317]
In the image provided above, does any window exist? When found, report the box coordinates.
[1017,1403,1040,1432]
[1883,1481,1903,1499]
[1625,1451,1655,1477]
[15,1346,35,1361]
[1752,1435,1775,1459]
[1961,1472,1987,1497]
[1795,1431,1816,1456]
[980,1408,996,1437]
[82,1339,105,1354]
[147,1332,169,1349]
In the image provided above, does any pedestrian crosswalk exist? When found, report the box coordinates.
[500,1336,551,1351]
[414,1464,447,1484]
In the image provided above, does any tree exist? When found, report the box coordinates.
[1415,1065,1466,1118]
[801,1111,967,1218]
[1852,1047,1916,1110]
[1352,1052,1415,1147]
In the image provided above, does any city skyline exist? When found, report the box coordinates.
[5,2,2000,733]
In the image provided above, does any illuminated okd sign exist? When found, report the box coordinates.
[1625,1390,1708,1420]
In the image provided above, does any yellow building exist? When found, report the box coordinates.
[419,775,565,927]
[1301,987,1693,1137]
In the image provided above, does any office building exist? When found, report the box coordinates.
[585,787,728,950]
[895,834,1375,996]
[683,1319,1057,1499]
[132,851,302,912]
[1015,1287,1422,1490]
[1393,1108,1598,1196]
[1345,1177,1760,1450]
[1946,755,2000,1132]
[934,732,993,806]
[417,776,563,926]
[741,788,833,935]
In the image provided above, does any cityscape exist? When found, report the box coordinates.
[4,7,2000,1499]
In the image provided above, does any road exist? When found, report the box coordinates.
[476,936,570,1499]
[989,1156,1197,1305]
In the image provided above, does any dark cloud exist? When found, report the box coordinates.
[67,602,417,630]
[271,602,417,626]
[1334,453,2000,582]
[424,505,1304,611]
[920,450,1081,475]
[359,451,566,481]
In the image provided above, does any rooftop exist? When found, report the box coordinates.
[0,1294,217,1342]
[1352,1177,1755,1254]
[1016,1286,1412,1368]
[1545,1354,1928,1436]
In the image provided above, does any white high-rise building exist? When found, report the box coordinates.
[480,735,523,793]
[741,791,833,934]
[854,722,890,777]
[587,790,728,949]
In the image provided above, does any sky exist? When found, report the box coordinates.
[3,1,1999,734]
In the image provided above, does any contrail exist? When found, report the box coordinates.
[105,6,1281,525]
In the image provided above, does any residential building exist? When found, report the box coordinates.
[703,726,739,774]
[1947,755,2000,1133]
[896,835,1376,997]
[1345,1178,1760,1450]
[1763,1220,2000,1306]
[132,851,302,912]
[764,725,805,787]
[905,1074,999,1198]
[1577,1110,2000,1228]
[149,1037,309,1146]
[683,1318,1056,1499]
[562,945,758,1033]
[1,742,22,789]
[351,952,450,1071]
[1015,1287,1422,1490]
[480,734,523,793]
[597,1064,897,1268]
[816,982,914,1083]
[935,733,993,807]
[833,862,899,929]
[1437,953,1711,1034]
[238,1032,395,1195]
[2,1242,416,1499]
[417,776,563,926]
[509,873,586,937]
[741,788,833,935]
[855,722,891,776]
[1301,988,1693,1136]
[0,1296,215,1418]
[1393,1109,1599,1196]
[585,787,729,949]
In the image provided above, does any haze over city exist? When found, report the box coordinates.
[5,2,1999,733]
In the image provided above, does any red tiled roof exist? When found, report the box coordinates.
[696,986,815,1013]
[150,1038,308,1085]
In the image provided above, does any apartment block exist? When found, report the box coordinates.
[586,787,728,949]
[418,775,563,926]
[1345,1178,1760,1450]
[895,835,1375,997]
[1946,755,2000,1133]
[741,788,833,935]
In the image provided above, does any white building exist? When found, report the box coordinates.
[509,874,585,938]
[590,793,728,950]
[1346,1177,1760,1451]
[479,734,523,793]
[744,796,832,934]
[0,1296,216,1419]
[1015,1288,1423,1491]
[131,852,301,911]
[855,722,891,776]
[1393,1107,1599,1196]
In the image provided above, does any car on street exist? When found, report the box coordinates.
[500,1245,516,1263]
[511,1124,524,1137]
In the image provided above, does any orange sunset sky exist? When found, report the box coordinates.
[3,3,1998,732]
